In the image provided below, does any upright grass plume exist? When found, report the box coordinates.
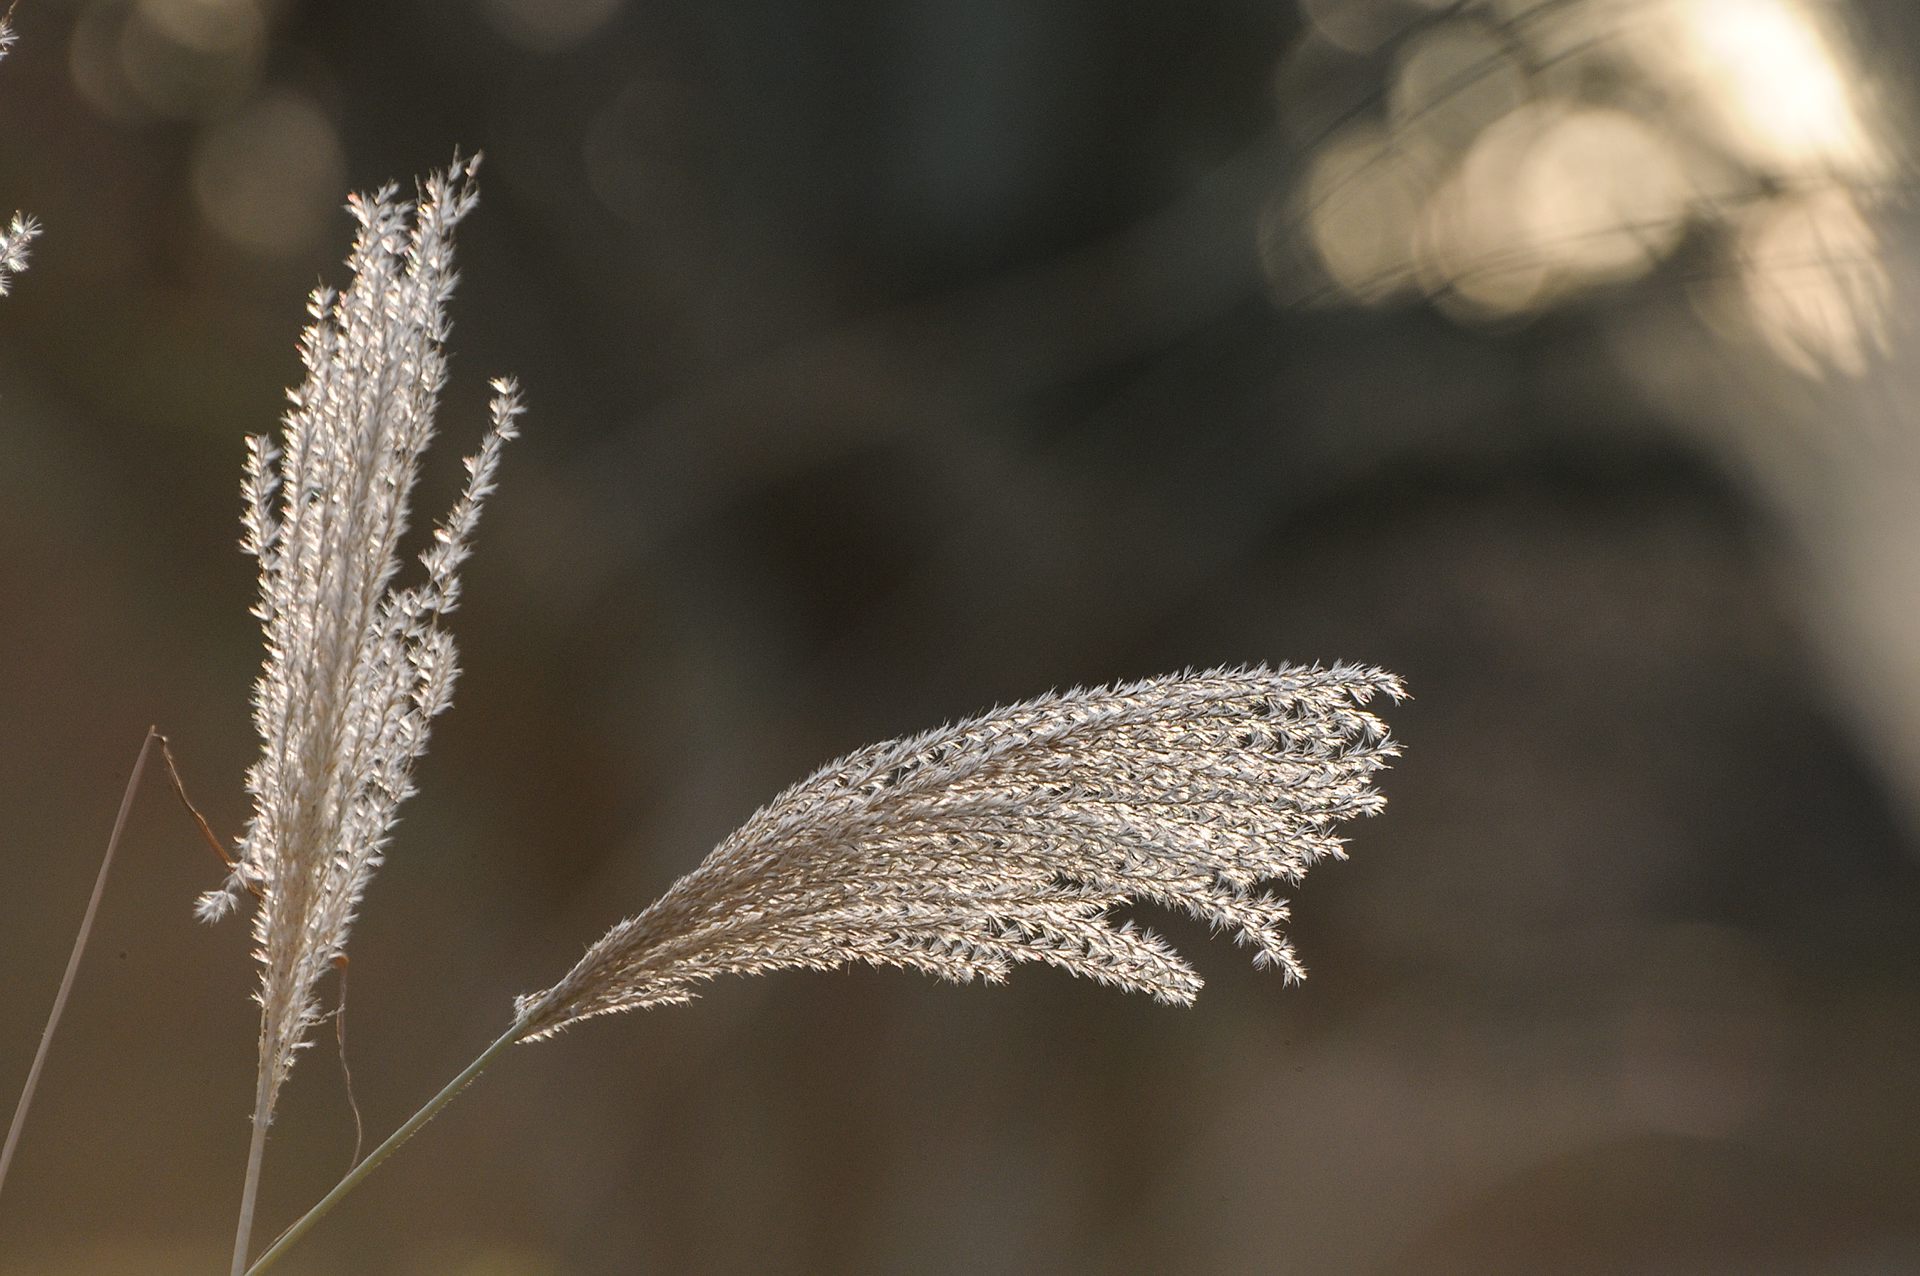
[246,664,1404,1273]
[204,155,522,1276]
[0,16,42,297]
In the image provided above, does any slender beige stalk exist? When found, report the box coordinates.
[0,728,156,1202]
[243,1026,521,1276]
[229,1064,272,1276]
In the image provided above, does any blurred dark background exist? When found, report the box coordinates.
[4,0,1920,1272]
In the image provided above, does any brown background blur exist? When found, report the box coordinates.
[3,1,1920,1272]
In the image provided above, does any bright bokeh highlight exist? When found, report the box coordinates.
[1280,0,1894,373]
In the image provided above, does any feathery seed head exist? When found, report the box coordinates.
[1,20,38,299]
[200,157,522,1115]
[0,212,38,296]
[513,664,1405,1040]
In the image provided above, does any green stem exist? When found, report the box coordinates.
[243,1023,522,1276]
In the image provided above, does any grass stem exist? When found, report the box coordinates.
[230,1059,274,1275]
[243,1023,522,1275]
[0,727,157,1203]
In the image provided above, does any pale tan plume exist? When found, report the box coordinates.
[206,156,523,1276]
[515,664,1405,1040]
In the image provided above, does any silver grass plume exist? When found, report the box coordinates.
[0,18,40,297]
[244,668,1403,1271]
[514,664,1404,1040]
[201,156,522,1122]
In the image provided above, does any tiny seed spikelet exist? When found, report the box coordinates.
[0,19,39,298]
[201,157,523,1120]
[514,664,1405,1040]
[0,212,38,296]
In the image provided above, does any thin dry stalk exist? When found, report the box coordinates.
[0,729,157,1202]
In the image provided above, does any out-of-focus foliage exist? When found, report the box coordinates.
[1270,0,1897,375]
